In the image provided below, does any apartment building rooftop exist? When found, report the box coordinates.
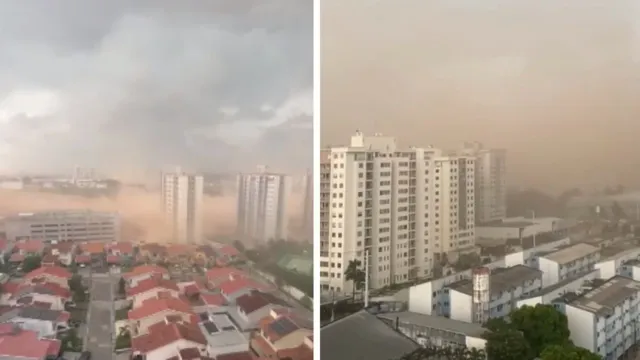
[522,270,599,299]
[448,265,542,296]
[569,276,640,316]
[541,243,599,265]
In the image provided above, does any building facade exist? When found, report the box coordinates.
[236,168,291,242]
[460,142,506,224]
[4,210,120,243]
[161,170,204,244]
[302,169,313,241]
[538,243,600,287]
[320,132,476,295]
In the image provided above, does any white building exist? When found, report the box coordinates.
[3,210,120,243]
[459,142,506,224]
[407,237,571,317]
[475,216,573,247]
[537,243,600,287]
[448,265,543,323]
[565,276,640,360]
[302,169,313,240]
[596,245,640,280]
[236,167,291,242]
[161,170,204,244]
[516,270,599,309]
[320,132,476,295]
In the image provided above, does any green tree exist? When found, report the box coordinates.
[61,328,83,352]
[115,330,132,350]
[540,345,601,360]
[452,253,482,271]
[343,260,365,299]
[68,274,83,292]
[22,255,42,273]
[509,304,571,356]
[485,327,533,360]
[118,277,126,296]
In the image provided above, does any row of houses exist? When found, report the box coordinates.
[324,235,640,360]
[118,264,313,360]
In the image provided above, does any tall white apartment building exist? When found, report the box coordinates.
[236,167,291,242]
[161,170,204,244]
[460,142,507,224]
[319,132,476,295]
[302,169,313,240]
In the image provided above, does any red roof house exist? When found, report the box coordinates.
[0,324,61,359]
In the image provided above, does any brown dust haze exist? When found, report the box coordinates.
[321,0,640,194]
[0,188,305,244]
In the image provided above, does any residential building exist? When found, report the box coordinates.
[2,282,71,310]
[0,307,71,337]
[320,131,476,295]
[250,309,314,360]
[448,265,543,323]
[198,313,249,357]
[161,170,204,244]
[475,216,573,247]
[219,279,269,302]
[3,210,121,243]
[206,268,246,288]
[565,276,640,360]
[131,321,209,360]
[47,242,76,266]
[128,297,195,336]
[459,142,507,224]
[124,265,170,288]
[538,243,600,286]
[0,323,61,360]
[23,267,72,289]
[302,169,313,241]
[516,270,599,309]
[236,167,291,242]
[234,291,287,330]
[126,278,181,308]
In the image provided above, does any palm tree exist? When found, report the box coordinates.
[344,260,366,300]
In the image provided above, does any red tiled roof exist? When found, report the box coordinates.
[200,293,226,306]
[0,323,61,358]
[17,282,72,299]
[15,240,44,253]
[49,242,74,253]
[0,239,8,252]
[277,343,314,360]
[178,347,202,360]
[219,278,267,297]
[106,255,121,264]
[206,267,245,283]
[9,254,24,263]
[128,297,193,321]
[75,254,91,264]
[2,283,18,295]
[24,266,72,280]
[57,311,71,323]
[41,254,57,265]
[216,352,254,360]
[80,242,105,254]
[131,322,206,354]
[236,291,283,315]
[124,265,168,279]
[127,277,178,297]
[107,242,134,254]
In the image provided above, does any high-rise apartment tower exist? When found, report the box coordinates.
[320,132,476,295]
[161,169,204,244]
[236,167,291,243]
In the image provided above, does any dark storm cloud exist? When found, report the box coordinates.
[321,0,640,193]
[0,0,312,176]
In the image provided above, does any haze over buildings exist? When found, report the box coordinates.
[321,0,640,192]
[320,131,477,294]
[161,169,203,244]
[236,167,291,244]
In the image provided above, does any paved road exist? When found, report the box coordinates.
[84,277,115,360]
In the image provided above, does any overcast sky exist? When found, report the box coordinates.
[0,0,312,177]
[321,0,640,193]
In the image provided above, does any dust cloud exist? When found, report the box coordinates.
[0,188,305,243]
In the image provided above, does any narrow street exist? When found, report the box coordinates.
[84,276,116,360]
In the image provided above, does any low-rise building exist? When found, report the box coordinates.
[0,306,71,337]
[565,276,640,360]
[219,278,268,302]
[127,278,180,308]
[0,323,61,360]
[538,243,599,287]
[251,309,314,360]
[198,313,249,357]
[131,321,209,360]
[235,291,288,331]
[23,266,72,289]
[128,297,195,336]
[449,265,542,322]
[206,268,246,288]
[48,242,76,266]
[124,265,170,288]
[3,282,71,310]
[516,270,599,309]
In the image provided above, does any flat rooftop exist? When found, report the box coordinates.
[448,265,542,296]
[541,243,599,264]
[321,310,419,360]
[5,210,117,222]
[569,276,640,316]
[522,270,598,299]
[377,311,487,338]
[478,220,535,228]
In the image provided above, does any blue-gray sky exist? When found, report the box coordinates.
[322,0,640,192]
[0,0,312,177]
